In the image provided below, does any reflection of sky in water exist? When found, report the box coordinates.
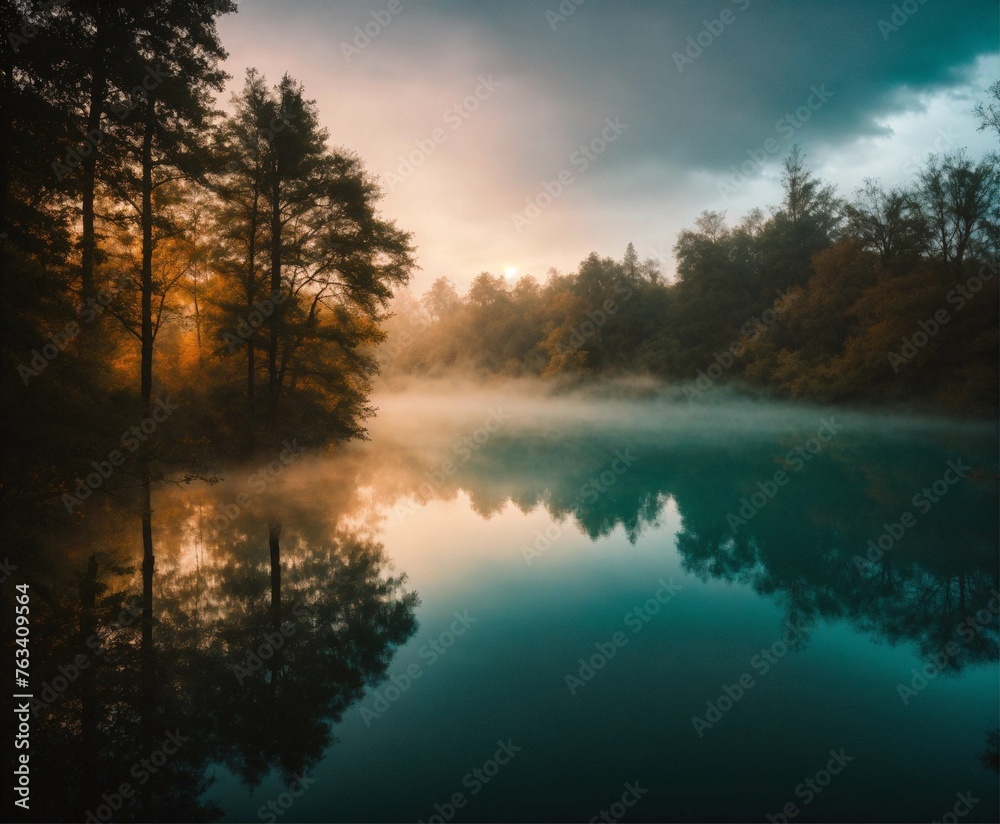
[25,389,995,821]
[159,388,998,822]
[210,493,998,822]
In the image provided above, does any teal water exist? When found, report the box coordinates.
[19,388,1000,822]
[205,391,1000,822]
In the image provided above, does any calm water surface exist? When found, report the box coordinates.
[20,388,1000,822]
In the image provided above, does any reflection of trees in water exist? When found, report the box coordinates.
[12,480,418,821]
[387,427,999,670]
[983,729,999,774]
[7,422,998,819]
[156,503,419,790]
[669,450,999,672]
[447,433,671,541]
[15,549,222,823]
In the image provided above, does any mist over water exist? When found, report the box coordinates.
[5,0,998,819]
[14,382,999,822]
[161,383,995,820]
[210,383,996,823]
[368,377,1000,442]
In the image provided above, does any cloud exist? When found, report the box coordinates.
[216,0,999,288]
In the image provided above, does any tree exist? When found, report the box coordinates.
[623,241,639,281]
[210,68,283,421]
[844,179,927,267]
[103,4,233,813]
[51,1,150,301]
[757,146,841,294]
[422,276,460,321]
[973,79,1000,142]
[212,71,415,437]
[670,211,761,372]
[917,149,1000,280]
[780,146,839,231]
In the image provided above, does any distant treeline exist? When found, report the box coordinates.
[383,137,1000,417]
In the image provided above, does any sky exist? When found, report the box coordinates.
[214,0,999,292]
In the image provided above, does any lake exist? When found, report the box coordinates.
[19,384,1000,822]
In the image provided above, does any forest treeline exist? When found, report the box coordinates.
[383,126,1000,417]
[1,1,417,510]
[1,0,998,516]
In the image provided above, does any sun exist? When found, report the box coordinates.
[504,265,518,279]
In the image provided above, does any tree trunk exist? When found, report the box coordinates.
[269,522,281,632]
[191,275,204,366]
[140,108,154,412]
[77,554,99,817]
[140,457,155,820]
[140,100,156,821]
[80,6,108,300]
[268,173,280,424]
[0,46,12,382]
[268,522,282,707]
[246,181,259,414]
[0,44,12,244]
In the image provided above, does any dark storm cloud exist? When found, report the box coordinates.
[330,0,996,174]
[222,0,997,285]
